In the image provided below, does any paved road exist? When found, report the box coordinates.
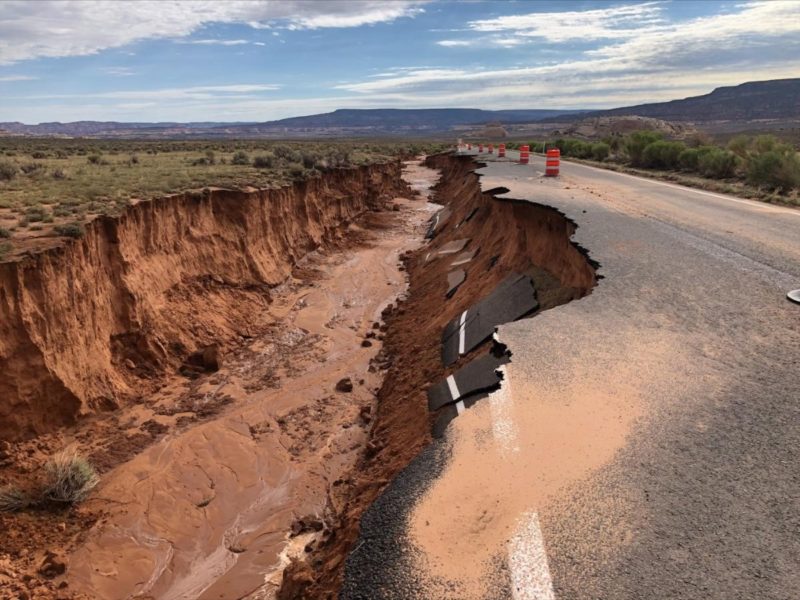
[343,150,800,599]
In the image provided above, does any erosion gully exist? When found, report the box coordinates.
[56,161,438,600]
[1,154,596,600]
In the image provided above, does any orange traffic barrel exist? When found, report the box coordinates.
[545,148,560,177]
[488,143,494,154]
[498,143,506,158]
[478,143,484,152]
[519,145,530,164]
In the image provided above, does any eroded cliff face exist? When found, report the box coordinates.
[0,163,403,440]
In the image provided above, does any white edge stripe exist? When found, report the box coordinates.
[446,375,461,402]
[508,512,555,600]
[457,310,468,355]
[455,400,465,415]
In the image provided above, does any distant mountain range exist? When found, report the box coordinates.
[1,79,797,139]
[0,109,582,139]
[568,78,800,123]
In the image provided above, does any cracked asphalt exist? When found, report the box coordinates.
[344,151,800,600]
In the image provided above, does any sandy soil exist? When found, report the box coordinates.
[0,160,433,600]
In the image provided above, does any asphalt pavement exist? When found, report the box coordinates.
[343,150,800,600]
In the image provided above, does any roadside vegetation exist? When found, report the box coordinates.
[506,134,800,204]
[0,447,99,512]
[0,138,447,256]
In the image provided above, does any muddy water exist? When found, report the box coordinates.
[67,160,441,600]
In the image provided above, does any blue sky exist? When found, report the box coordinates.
[1,0,799,123]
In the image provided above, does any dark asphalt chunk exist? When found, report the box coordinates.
[437,238,470,256]
[464,206,480,222]
[432,392,489,439]
[451,248,478,267]
[445,269,466,298]
[427,350,509,411]
[426,207,452,239]
[441,273,538,365]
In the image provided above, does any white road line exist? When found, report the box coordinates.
[533,155,800,217]
[487,363,520,456]
[455,400,465,415]
[446,375,461,402]
[457,310,468,355]
[508,512,556,600]
[486,349,555,599]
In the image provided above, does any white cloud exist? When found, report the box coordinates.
[0,74,36,81]
[100,67,136,76]
[0,0,427,64]
[338,1,800,109]
[17,84,281,101]
[180,39,250,46]
[468,2,665,43]
[437,40,471,47]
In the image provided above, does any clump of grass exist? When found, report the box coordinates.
[42,447,99,504]
[0,159,17,181]
[54,222,84,238]
[0,485,31,512]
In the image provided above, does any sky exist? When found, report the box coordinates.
[1,0,799,124]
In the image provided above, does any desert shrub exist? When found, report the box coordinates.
[0,227,10,238]
[301,152,318,169]
[591,142,611,161]
[231,150,250,165]
[205,150,216,165]
[54,222,84,238]
[51,167,67,180]
[0,159,18,181]
[727,134,750,159]
[25,206,48,222]
[272,145,302,163]
[641,140,685,169]
[747,150,800,191]
[0,486,30,512]
[31,151,47,159]
[678,148,701,171]
[623,131,663,166]
[87,154,102,164]
[0,242,11,259]
[19,163,44,175]
[52,205,72,217]
[42,448,99,504]
[252,154,275,169]
[697,148,738,178]
[128,154,139,165]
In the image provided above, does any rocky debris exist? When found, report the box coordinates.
[290,516,325,537]
[37,551,66,579]
[360,339,373,348]
[335,378,353,393]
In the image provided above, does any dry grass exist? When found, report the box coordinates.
[0,485,30,512]
[42,447,100,504]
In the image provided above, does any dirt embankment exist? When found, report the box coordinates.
[283,154,597,598]
[0,164,404,441]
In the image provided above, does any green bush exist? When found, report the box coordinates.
[231,150,250,165]
[590,142,611,161]
[252,154,275,169]
[747,150,800,191]
[87,154,102,164]
[0,159,18,181]
[640,140,686,170]
[623,131,663,166]
[678,148,701,171]
[54,222,84,238]
[697,148,738,178]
